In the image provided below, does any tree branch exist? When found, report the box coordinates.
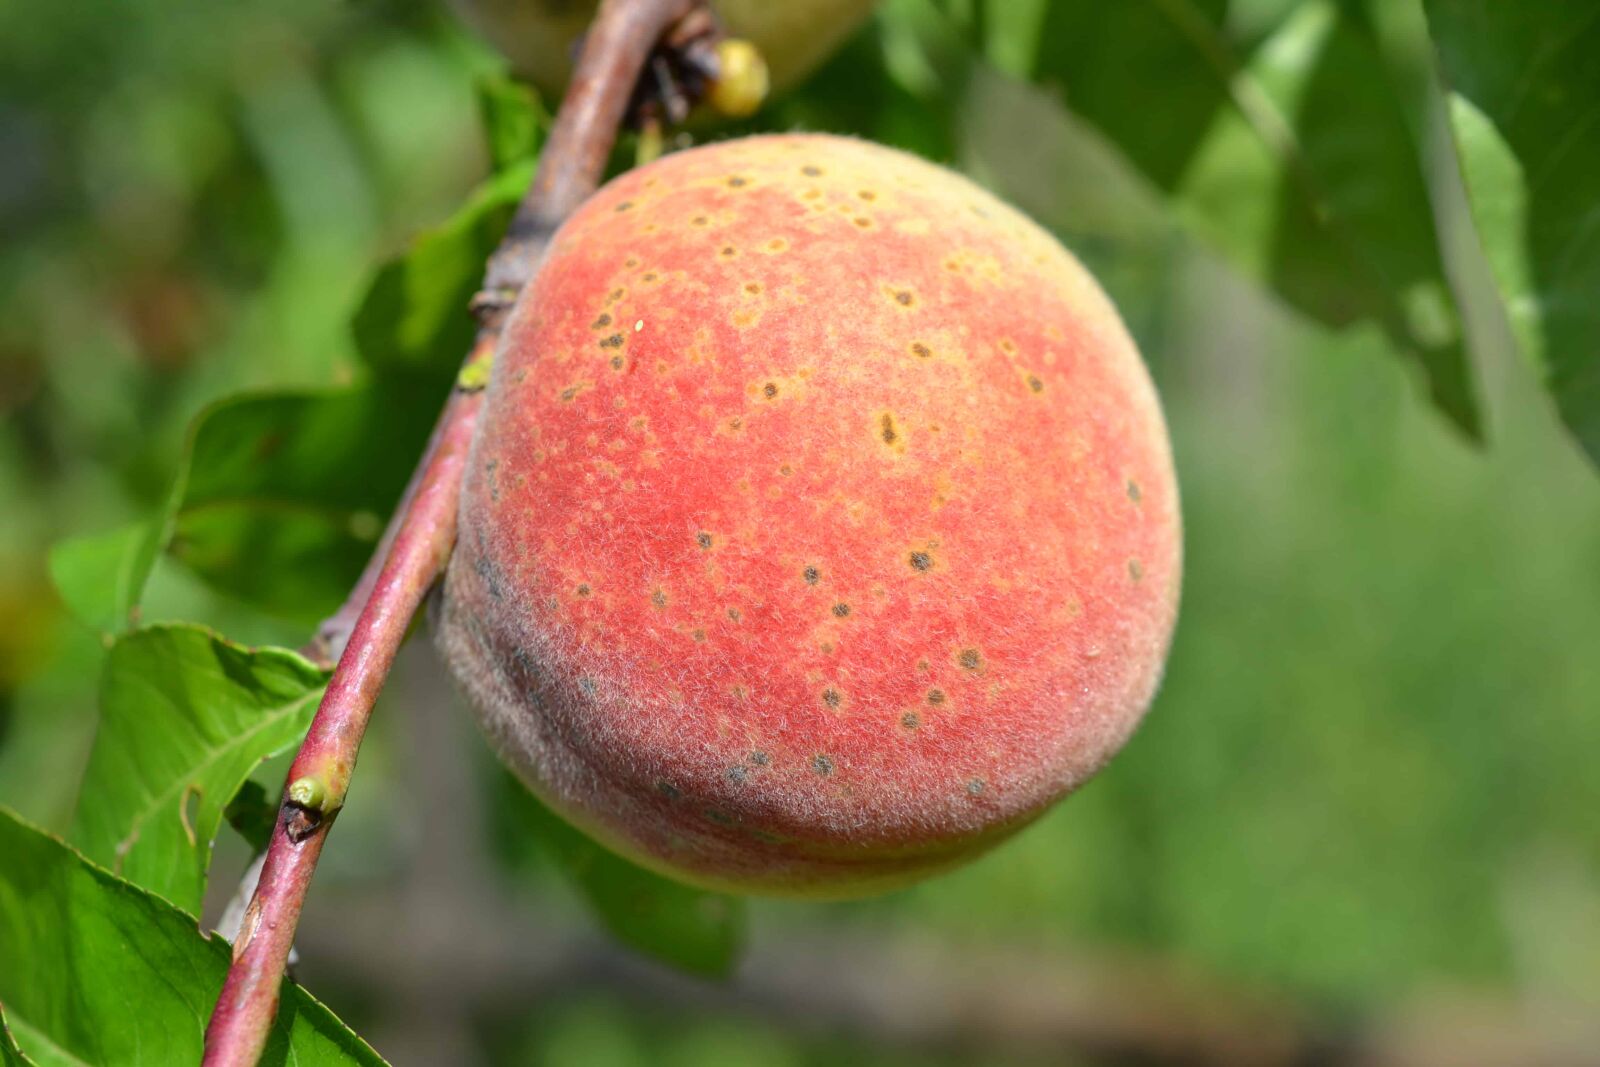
[203,2,704,1062]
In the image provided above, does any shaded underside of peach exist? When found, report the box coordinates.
[435,133,1181,896]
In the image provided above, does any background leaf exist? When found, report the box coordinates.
[223,779,280,855]
[1425,0,1600,466]
[958,0,1481,436]
[168,382,445,623]
[0,1015,36,1067]
[46,383,447,629]
[351,161,535,389]
[476,76,548,174]
[489,767,747,979]
[0,809,384,1066]
[69,625,326,915]
[45,126,542,629]
[46,521,162,638]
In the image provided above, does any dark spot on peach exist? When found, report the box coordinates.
[967,778,986,796]
[728,176,748,187]
[779,464,794,477]
[721,246,737,257]
[473,554,504,601]
[559,386,581,402]
[650,590,667,608]
[641,272,658,283]
[576,583,591,598]
[692,628,706,642]
[812,754,834,775]
[696,531,713,549]
[609,355,625,370]
[615,200,633,212]
[911,342,931,358]
[1127,479,1143,503]
[705,808,735,825]
[607,287,625,304]
[599,333,625,349]
[657,781,681,799]
[858,190,876,201]
[880,414,898,445]
[591,313,612,329]
[927,689,946,706]
[750,751,770,767]
[727,766,747,784]
[822,688,841,709]
[801,165,822,177]
[625,257,640,269]
[692,215,708,226]
[959,648,982,671]
[831,602,851,618]
[727,607,742,622]
[909,551,932,571]
[1027,375,1044,393]
[803,566,820,585]
[744,282,762,295]
[854,216,873,228]
[578,676,598,697]
[902,711,921,729]
[1128,559,1144,582]
[762,382,779,398]
[895,290,914,306]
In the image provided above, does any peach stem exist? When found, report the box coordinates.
[201,2,701,1063]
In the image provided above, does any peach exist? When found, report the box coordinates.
[447,0,877,102]
[434,134,1181,897]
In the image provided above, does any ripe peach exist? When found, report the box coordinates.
[447,0,876,102]
[435,134,1181,897]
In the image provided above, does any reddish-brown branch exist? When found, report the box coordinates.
[480,0,700,317]
[203,339,488,1067]
[203,1,707,1063]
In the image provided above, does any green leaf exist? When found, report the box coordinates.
[985,0,1481,436]
[69,625,326,916]
[1424,0,1600,466]
[47,521,162,638]
[53,161,540,625]
[166,381,443,622]
[0,809,384,1066]
[224,780,280,854]
[351,161,534,387]
[477,75,548,173]
[490,769,747,979]
[51,379,446,628]
[0,1014,37,1067]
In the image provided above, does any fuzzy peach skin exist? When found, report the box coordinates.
[434,134,1181,897]
[447,0,877,102]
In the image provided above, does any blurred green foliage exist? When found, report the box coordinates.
[2,0,1598,1063]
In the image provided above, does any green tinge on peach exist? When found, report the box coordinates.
[435,133,1181,897]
